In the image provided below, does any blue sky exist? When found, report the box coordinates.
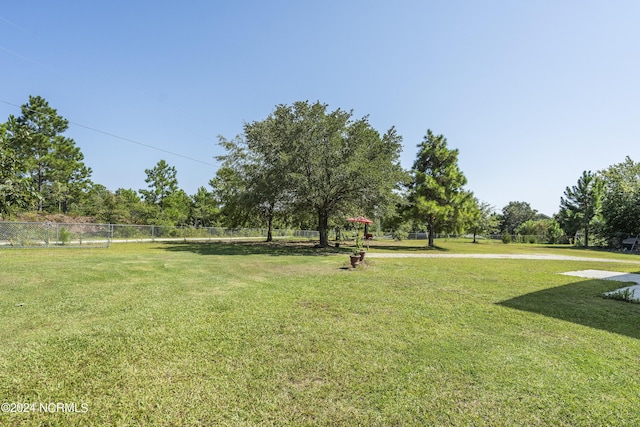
[2,1,639,216]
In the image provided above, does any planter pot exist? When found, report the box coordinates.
[358,250,366,261]
[349,254,361,268]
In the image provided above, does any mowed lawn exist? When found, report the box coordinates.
[2,240,640,426]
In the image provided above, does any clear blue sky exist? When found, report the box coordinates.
[2,1,639,216]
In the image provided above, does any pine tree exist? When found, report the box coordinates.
[406,130,469,247]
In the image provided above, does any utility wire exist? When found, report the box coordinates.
[0,14,222,162]
[0,99,218,167]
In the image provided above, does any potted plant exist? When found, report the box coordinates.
[348,232,365,267]
[346,215,373,267]
[349,253,361,268]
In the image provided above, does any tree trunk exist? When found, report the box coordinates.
[427,220,435,248]
[318,209,329,247]
[266,214,273,242]
[37,169,44,212]
[583,224,589,247]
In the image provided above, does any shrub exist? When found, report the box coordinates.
[603,288,638,303]
[393,223,411,241]
[501,233,512,244]
[58,227,71,245]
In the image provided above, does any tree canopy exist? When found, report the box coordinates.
[598,157,640,242]
[500,201,537,235]
[405,130,470,247]
[5,96,92,213]
[214,101,405,246]
[8,94,640,249]
[557,170,603,246]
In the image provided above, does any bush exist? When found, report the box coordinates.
[501,233,512,244]
[58,227,71,245]
[393,223,411,241]
[603,288,638,303]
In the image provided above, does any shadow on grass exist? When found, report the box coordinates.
[363,243,450,252]
[160,240,346,257]
[498,279,640,340]
[539,244,637,255]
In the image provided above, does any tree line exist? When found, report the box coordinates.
[1,96,639,248]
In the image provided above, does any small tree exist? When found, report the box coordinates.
[500,201,537,235]
[405,130,469,247]
[159,190,191,226]
[558,170,603,247]
[190,186,220,227]
[467,198,499,243]
[140,159,179,212]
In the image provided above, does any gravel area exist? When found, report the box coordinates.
[365,253,639,263]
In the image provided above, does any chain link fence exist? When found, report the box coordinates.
[107,224,320,242]
[0,222,111,248]
[405,232,570,244]
[0,222,322,248]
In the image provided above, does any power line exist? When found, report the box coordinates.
[0,14,223,160]
[0,99,218,167]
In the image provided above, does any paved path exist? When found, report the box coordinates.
[365,252,640,299]
[365,253,640,263]
[562,269,640,301]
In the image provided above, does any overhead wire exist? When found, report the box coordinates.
[0,14,221,169]
[0,99,218,167]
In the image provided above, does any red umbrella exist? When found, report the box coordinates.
[347,216,374,248]
[347,216,373,224]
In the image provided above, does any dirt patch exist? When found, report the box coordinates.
[11,213,95,223]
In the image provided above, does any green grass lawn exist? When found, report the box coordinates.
[2,240,640,426]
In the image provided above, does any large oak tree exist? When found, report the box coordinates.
[215,101,404,247]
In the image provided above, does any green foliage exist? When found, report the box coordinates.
[558,170,603,247]
[0,120,39,216]
[158,189,191,226]
[502,232,512,244]
[393,222,412,241]
[3,96,92,214]
[213,132,287,242]
[599,157,640,243]
[405,130,469,247]
[190,186,220,227]
[57,227,71,245]
[546,219,563,244]
[500,201,537,234]
[82,184,124,223]
[354,231,363,252]
[466,198,499,242]
[216,101,405,246]
[139,159,178,211]
[603,288,638,303]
